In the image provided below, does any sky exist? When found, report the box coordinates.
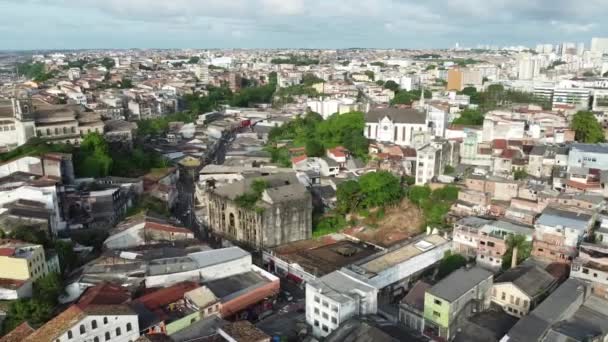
[1,0,607,50]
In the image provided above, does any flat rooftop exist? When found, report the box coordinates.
[357,234,448,275]
[274,239,379,277]
[205,271,269,302]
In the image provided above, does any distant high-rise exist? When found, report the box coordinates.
[518,56,541,80]
[577,43,585,55]
[447,68,463,91]
[591,37,608,54]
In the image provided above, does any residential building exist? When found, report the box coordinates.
[423,267,493,340]
[306,270,378,338]
[567,143,608,171]
[364,108,428,147]
[571,242,608,298]
[103,216,195,250]
[553,88,591,110]
[591,37,608,54]
[207,173,312,248]
[18,283,139,342]
[447,69,464,91]
[0,240,53,282]
[532,206,595,263]
[491,264,557,317]
[399,280,431,334]
[218,321,270,342]
[475,220,534,271]
[415,139,458,185]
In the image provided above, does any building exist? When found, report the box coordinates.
[491,264,557,317]
[364,108,428,147]
[552,88,591,110]
[343,234,451,293]
[447,69,464,91]
[103,216,195,250]
[415,139,458,185]
[17,283,139,342]
[517,56,541,80]
[532,206,595,263]
[207,173,312,248]
[218,321,270,342]
[567,143,608,171]
[591,37,608,54]
[504,278,608,342]
[475,220,534,271]
[423,267,493,340]
[306,270,378,338]
[0,240,53,282]
[571,242,608,298]
[399,280,431,334]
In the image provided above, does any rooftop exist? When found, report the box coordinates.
[309,270,376,304]
[494,265,555,297]
[428,266,493,302]
[205,271,269,302]
[365,107,426,124]
[536,206,593,231]
[219,321,270,342]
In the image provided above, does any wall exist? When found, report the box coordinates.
[220,278,279,318]
[0,280,32,300]
[54,314,139,342]
[165,311,200,335]
[491,283,530,317]
[0,257,29,281]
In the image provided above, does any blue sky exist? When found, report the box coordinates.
[0,0,607,50]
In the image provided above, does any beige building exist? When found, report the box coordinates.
[491,264,557,317]
[447,69,463,91]
[0,241,51,281]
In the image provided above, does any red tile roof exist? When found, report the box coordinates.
[135,281,200,310]
[0,248,15,256]
[492,139,507,150]
[23,306,86,342]
[144,222,192,235]
[500,149,517,159]
[291,155,307,164]
[0,322,34,342]
[77,282,131,308]
[328,146,347,158]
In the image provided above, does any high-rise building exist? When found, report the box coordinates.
[591,37,608,54]
[577,43,585,55]
[447,68,463,91]
[517,56,541,80]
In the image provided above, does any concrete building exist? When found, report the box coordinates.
[591,37,608,54]
[447,69,464,91]
[103,217,195,250]
[415,139,459,185]
[0,241,53,282]
[364,108,428,147]
[423,267,493,340]
[532,206,595,263]
[567,143,608,171]
[207,173,312,248]
[306,270,378,338]
[552,88,591,110]
[517,56,541,80]
[571,242,608,298]
[491,264,557,318]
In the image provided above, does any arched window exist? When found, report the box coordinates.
[126,323,132,332]
[91,320,97,329]
[103,317,108,324]
[67,330,73,339]
[63,127,68,134]
[46,128,51,135]
[105,332,110,341]
[116,327,121,336]
[79,324,85,334]
[94,337,99,342]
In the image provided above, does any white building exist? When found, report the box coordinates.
[591,37,608,54]
[306,270,378,338]
[364,108,428,147]
[517,56,541,80]
[553,88,591,110]
[306,98,358,119]
[415,139,458,185]
[426,105,449,138]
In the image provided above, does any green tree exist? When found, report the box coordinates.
[53,240,78,274]
[99,57,115,69]
[305,140,325,157]
[571,111,605,143]
[383,80,400,92]
[33,272,62,305]
[437,252,467,279]
[514,169,528,180]
[188,56,201,64]
[444,165,455,174]
[78,132,112,177]
[375,80,385,86]
[502,234,532,269]
[364,70,375,81]
[358,171,403,208]
[313,215,347,238]
[336,180,362,214]
[452,108,485,126]
[408,185,431,205]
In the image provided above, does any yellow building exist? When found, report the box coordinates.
[447,69,463,91]
[0,241,49,281]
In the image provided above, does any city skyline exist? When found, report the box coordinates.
[1,0,608,50]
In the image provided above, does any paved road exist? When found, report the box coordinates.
[173,130,237,242]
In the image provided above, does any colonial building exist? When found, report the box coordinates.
[364,108,428,147]
[207,173,312,248]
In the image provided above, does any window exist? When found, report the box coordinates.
[92,320,97,329]
[105,332,111,341]
[104,317,108,324]
[583,268,589,274]
[523,300,529,308]
[116,327,121,336]
[510,295,514,304]
[433,311,441,318]
[516,297,520,306]
[322,325,329,332]
[314,296,320,303]
[68,331,73,339]
[94,338,99,342]
[322,301,329,308]
[314,308,319,314]
[331,305,338,312]
[314,320,319,327]
[80,324,86,334]
[331,317,337,324]
[322,312,328,319]
[501,292,506,301]
[434,299,442,306]
[127,323,132,332]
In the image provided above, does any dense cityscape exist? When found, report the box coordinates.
[1,15,608,341]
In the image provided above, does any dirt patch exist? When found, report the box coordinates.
[347,199,424,248]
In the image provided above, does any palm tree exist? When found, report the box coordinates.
[503,234,531,269]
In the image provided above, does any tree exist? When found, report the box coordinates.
[33,273,62,305]
[383,80,400,92]
[514,169,528,180]
[305,140,325,157]
[444,165,455,174]
[188,56,200,64]
[408,185,431,205]
[502,234,532,269]
[53,240,78,274]
[452,108,485,126]
[437,252,467,279]
[78,133,112,177]
[461,86,478,97]
[336,180,362,214]
[375,80,385,86]
[571,111,605,143]
[99,57,115,70]
[364,70,375,81]
[358,171,403,208]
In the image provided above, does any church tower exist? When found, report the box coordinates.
[11,92,33,121]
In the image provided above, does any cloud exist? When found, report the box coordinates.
[1,0,607,49]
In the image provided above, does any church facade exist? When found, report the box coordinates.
[364,107,429,146]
